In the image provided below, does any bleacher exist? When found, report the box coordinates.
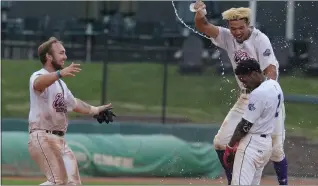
[1,13,195,62]
[1,1,318,76]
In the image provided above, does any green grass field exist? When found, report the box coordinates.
[1,179,128,185]
[2,176,318,185]
[1,179,150,185]
[1,177,223,185]
[1,60,318,137]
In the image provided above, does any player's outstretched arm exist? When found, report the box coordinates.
[33,72,60,93]
[73,98,112,116]
[194,0,220,38]
[33,63,81,93]
[228,118,253,147]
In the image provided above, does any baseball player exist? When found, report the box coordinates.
[193,1,288,185]
[223,58,285,185]
[28,37,115,185]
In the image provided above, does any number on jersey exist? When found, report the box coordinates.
[275,94,281,117]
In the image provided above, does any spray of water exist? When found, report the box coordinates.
[171,1,230,102]
[171,1,210,40]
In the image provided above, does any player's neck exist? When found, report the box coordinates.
[251,75,266,90]
[256,76,267,87]
[43,65,56,73]
[261,77,266,83]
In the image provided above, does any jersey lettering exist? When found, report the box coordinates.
[234,50,252,64]
[52,93,67,113]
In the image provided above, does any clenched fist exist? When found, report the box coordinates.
[193,0,207,17]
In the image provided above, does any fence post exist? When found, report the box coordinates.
[101,35,108,105]
[161,38,170,124]
[85,22,93,63]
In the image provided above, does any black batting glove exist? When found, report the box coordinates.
[93,108,116,124]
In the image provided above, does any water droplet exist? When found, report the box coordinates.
[172,1,227,81]
[171,1,210,40]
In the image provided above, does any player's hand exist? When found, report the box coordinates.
[60,62,81,77]
[97,103,113,113]
[93,103,116,124]
[223,144,238,169]
[194,0,207,17]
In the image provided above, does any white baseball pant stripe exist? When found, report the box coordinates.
[28,130,81,185]
[231,134,272,185]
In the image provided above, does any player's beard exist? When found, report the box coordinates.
[52,58,64,71]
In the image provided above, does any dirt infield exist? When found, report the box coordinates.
[3,176,318,185]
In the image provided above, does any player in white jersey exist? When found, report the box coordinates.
[28,37,115,185]
[223,58,284,185]
[193,1,287,185]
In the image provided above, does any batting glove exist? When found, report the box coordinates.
[223,143,238,169]
[93,108,116,124]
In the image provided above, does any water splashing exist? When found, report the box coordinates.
[171,1,229,97]
[171,1,210,40]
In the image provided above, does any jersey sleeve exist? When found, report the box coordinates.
[242,91,265,123]
[210,26,232,50]
[256,34,278,71]
[30,73,48,97]
[65,89,77,112]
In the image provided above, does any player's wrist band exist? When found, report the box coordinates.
[56,70,62,78]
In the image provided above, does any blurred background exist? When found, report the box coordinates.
[1,1,318,184]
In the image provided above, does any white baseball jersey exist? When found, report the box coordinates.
[210,26,279,89]
[28,68,77,133]
[243,79,284,135]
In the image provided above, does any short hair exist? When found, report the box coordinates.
[235,59,261,75]
[222,7,251,23]
[38,37,63,64]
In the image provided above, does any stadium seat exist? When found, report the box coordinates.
[271,36,292,75]
[179,34,204,74]
[304,39,318,77]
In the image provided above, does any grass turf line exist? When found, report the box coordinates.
[1,60,318,138]
[1,178,203,185]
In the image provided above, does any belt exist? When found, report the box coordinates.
[260,134,267,138]
[46,130,65,136]
[29,130,65,137]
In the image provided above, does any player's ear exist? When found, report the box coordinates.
[46,53,52,61]
[249,71,256,78]
[252,71,261,80]
[245,19,250,25]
